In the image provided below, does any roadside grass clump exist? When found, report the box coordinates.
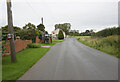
[77,35,119,58]
[27,43,41,48]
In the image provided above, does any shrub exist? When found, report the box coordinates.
[58,29,64,40]
[2,41,8,55]
[19,29,36,42]
[27,43,41,48]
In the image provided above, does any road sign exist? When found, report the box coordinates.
[7,33,14,39]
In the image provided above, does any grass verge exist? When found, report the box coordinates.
[2,39,65,80]
[41,39,64,46]
[77,35,119,58]
[2,47,50,80]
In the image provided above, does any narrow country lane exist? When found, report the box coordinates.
[19,38,118,80]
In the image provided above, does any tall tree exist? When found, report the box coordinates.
[37,24,46,42]
[37,24,45,32]
[20,23,36,43]
[2,25,21,33]
[69,30,79,36]
[54,23,71,35]
[85,30,90,33]
[23,23,36,30]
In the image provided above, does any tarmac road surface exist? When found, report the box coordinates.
[19,38,118,80]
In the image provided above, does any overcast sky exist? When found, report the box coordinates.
[0,0,119,33]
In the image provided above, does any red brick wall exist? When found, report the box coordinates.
[15,39,32,52]
[3,39,32,55]
[3,36,40,55]
[36,36,40,43]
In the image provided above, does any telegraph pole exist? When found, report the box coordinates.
[6,0,17,62]
[41,17,43,25]
[118,2,120,82]
[118,1,120,28]
[41,17,44,43]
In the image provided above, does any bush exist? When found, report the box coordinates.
[58,29,64,40]
[19,29,36,42]
[27,43,41,48]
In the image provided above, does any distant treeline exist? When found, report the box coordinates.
[94,27,120,37]
[78,27,120,37]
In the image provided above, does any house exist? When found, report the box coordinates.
[52,29,66,38]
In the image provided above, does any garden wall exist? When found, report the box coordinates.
[3,36,40,55]
[36,36,40,43]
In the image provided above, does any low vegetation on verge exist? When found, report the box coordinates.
[27,43,41,48]
[77,35,119,58]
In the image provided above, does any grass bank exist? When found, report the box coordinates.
[77,35,119,58]
[2,47,50,80]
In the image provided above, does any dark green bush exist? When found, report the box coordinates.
[58,29,64,40]
[27,43,41,48]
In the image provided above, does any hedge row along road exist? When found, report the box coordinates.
[19,38,118,80]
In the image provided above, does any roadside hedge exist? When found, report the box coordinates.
[94,27,120,37]
[27,43,41,48]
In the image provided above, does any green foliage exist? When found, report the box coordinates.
[55,23,71,35]
[1,25,21,40]
[2,41,8,55]
[19,29,36,42]
[58,30,64,40]
[23,23,36,30]
[69,30,79,36]
[27,43,41,48]
[94,27,119,37]
[2,25,21,33]
[1,23,47,42]
[79,29,95,36]
[36,30,42,40]
[53,39,64,43]
[20,23,37,43]
[45,31,48,34]
[37,24,46,41]
[37,24,45,32]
